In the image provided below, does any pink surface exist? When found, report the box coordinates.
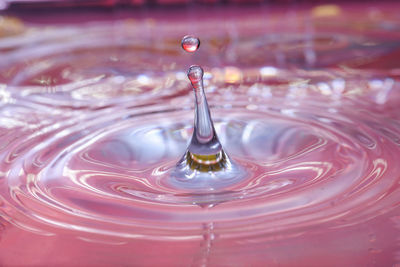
[0,2,400,266]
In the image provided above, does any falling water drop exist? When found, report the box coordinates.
[181,35,200,53]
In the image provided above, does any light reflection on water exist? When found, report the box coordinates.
[0,3,400,266]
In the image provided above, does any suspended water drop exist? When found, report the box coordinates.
[181,35,200,53]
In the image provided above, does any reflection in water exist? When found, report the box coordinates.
[0,3,400,266]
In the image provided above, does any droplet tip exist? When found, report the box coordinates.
[187,65,204,83]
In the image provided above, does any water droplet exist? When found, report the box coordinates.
[186,65,217,148]
[181,35,200,53]
[182,65,224,163]
[170,64,245,193]
[187,65,203,85]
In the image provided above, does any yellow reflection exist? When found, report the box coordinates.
[0,16,25,37]
[224,67,242,84]
[312,5,341,18]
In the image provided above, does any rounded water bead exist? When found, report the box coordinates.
[181,35,200,53]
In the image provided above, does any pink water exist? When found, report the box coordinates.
[1,3,400,266]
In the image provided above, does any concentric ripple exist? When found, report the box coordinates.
[2,92,400,238]
[1,4,400,266]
